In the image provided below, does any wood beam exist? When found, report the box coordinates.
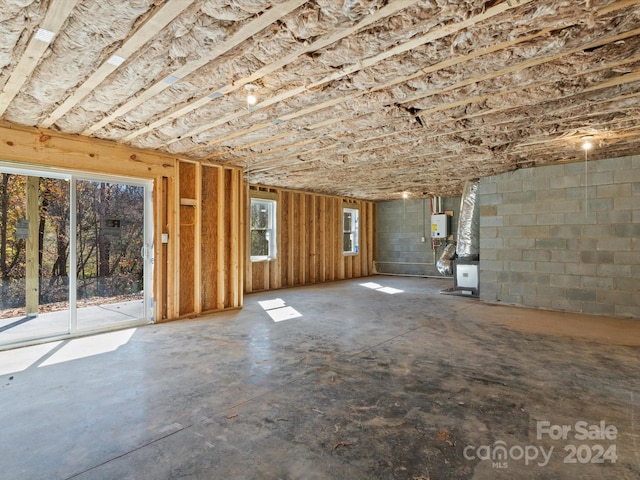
[244,185,252,294]
[230,168,240,307]
[40,0,193,128]
[511,124,640,151]
[187,0,636,157]
[209,19,638,158]
[408,27,640,108]
[240,138,324,163]
[166,175,178,319]
[206,114,359,159]
[25,176,40,317]
[221,24,561,153]
[295,105,640,171]
[273,54,640,162]
[459,87,640,123]
[82,0,307,137]
[299,193,306,285]
[192,92,361,151]
[0,123,175,178]
[176,0,531,150]
[194,162,202,314]
[287,192,294,286]
[125,0,420,142]
[0,0,79,116]
[416,59,640,119]
[310,194,317,284]
[216,167,225,310]
[319,196,326,283]
[247,97,636,173]
[307,0,534,92]
[234,114,408,161]
[236,70,640,169]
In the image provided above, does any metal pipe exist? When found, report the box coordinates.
[375,261,437,266]
[375,272,450,280]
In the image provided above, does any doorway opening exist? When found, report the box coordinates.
[0,164,153,348]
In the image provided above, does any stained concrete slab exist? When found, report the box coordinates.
[0,276,638,479]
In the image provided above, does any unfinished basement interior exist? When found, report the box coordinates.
[0,0,639,478]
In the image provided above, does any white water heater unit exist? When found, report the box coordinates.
[431,214,449,238]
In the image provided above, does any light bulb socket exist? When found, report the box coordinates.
[581,135,593,151]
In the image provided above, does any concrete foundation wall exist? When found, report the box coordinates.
[479,155,640,318]
[376,197,460,277]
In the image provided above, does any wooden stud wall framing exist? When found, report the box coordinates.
[0,123,177,324]
[245,185,376,293]
[0,123,245,324]
[178,160,198,316]
[0,123,372,322]
[177,161,244,316]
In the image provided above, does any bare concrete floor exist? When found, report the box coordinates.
[0,276,638,479]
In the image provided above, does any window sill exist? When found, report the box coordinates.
[251,256,276,263]
[343,252,359,257]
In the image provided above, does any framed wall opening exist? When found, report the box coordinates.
[0,162,154,349]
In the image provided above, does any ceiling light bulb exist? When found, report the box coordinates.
[402,192,409,199]
[246,93,257,106]
[581,136,593,151]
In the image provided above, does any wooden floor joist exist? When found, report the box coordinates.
[40,0,194,128]
[125,0,420,142]
[82,0,307,137]
[177,0,532,152]
[0,0,79,116]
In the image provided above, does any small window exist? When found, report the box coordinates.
[250,198,276,261]
[343,207,359,254]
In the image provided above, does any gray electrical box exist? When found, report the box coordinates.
[431,214,449,238]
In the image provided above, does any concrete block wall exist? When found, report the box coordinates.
[479,155,640,318]
[376,197,460,277]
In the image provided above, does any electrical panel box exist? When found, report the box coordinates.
[431,214,449,238]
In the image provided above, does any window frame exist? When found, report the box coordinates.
[250,197,277,262]
[342,206,359,255]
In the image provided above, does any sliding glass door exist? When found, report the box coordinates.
[0,172,71,344]
[75,179,148,332]
[0,165,153,348]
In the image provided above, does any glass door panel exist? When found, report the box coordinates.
[0,173,70,345]
[75,180,146,331]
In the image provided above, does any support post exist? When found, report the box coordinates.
[26,176,39,317]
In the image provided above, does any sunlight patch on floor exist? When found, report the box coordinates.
[258,298,303,323]
[0,341,62,375]
[359,282,404,294]
[39,328,136,367]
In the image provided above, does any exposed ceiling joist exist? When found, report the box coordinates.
[40,0,194,128]
[172,0,532,151]
[0,0,79,116]
[123,0,421,142]
[1,0,639,199]
[207,114,359,159]
[82,0,307,137]
[209,50,640,165]
[404,33,640,106]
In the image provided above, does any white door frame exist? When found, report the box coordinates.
[0,161,154,347]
